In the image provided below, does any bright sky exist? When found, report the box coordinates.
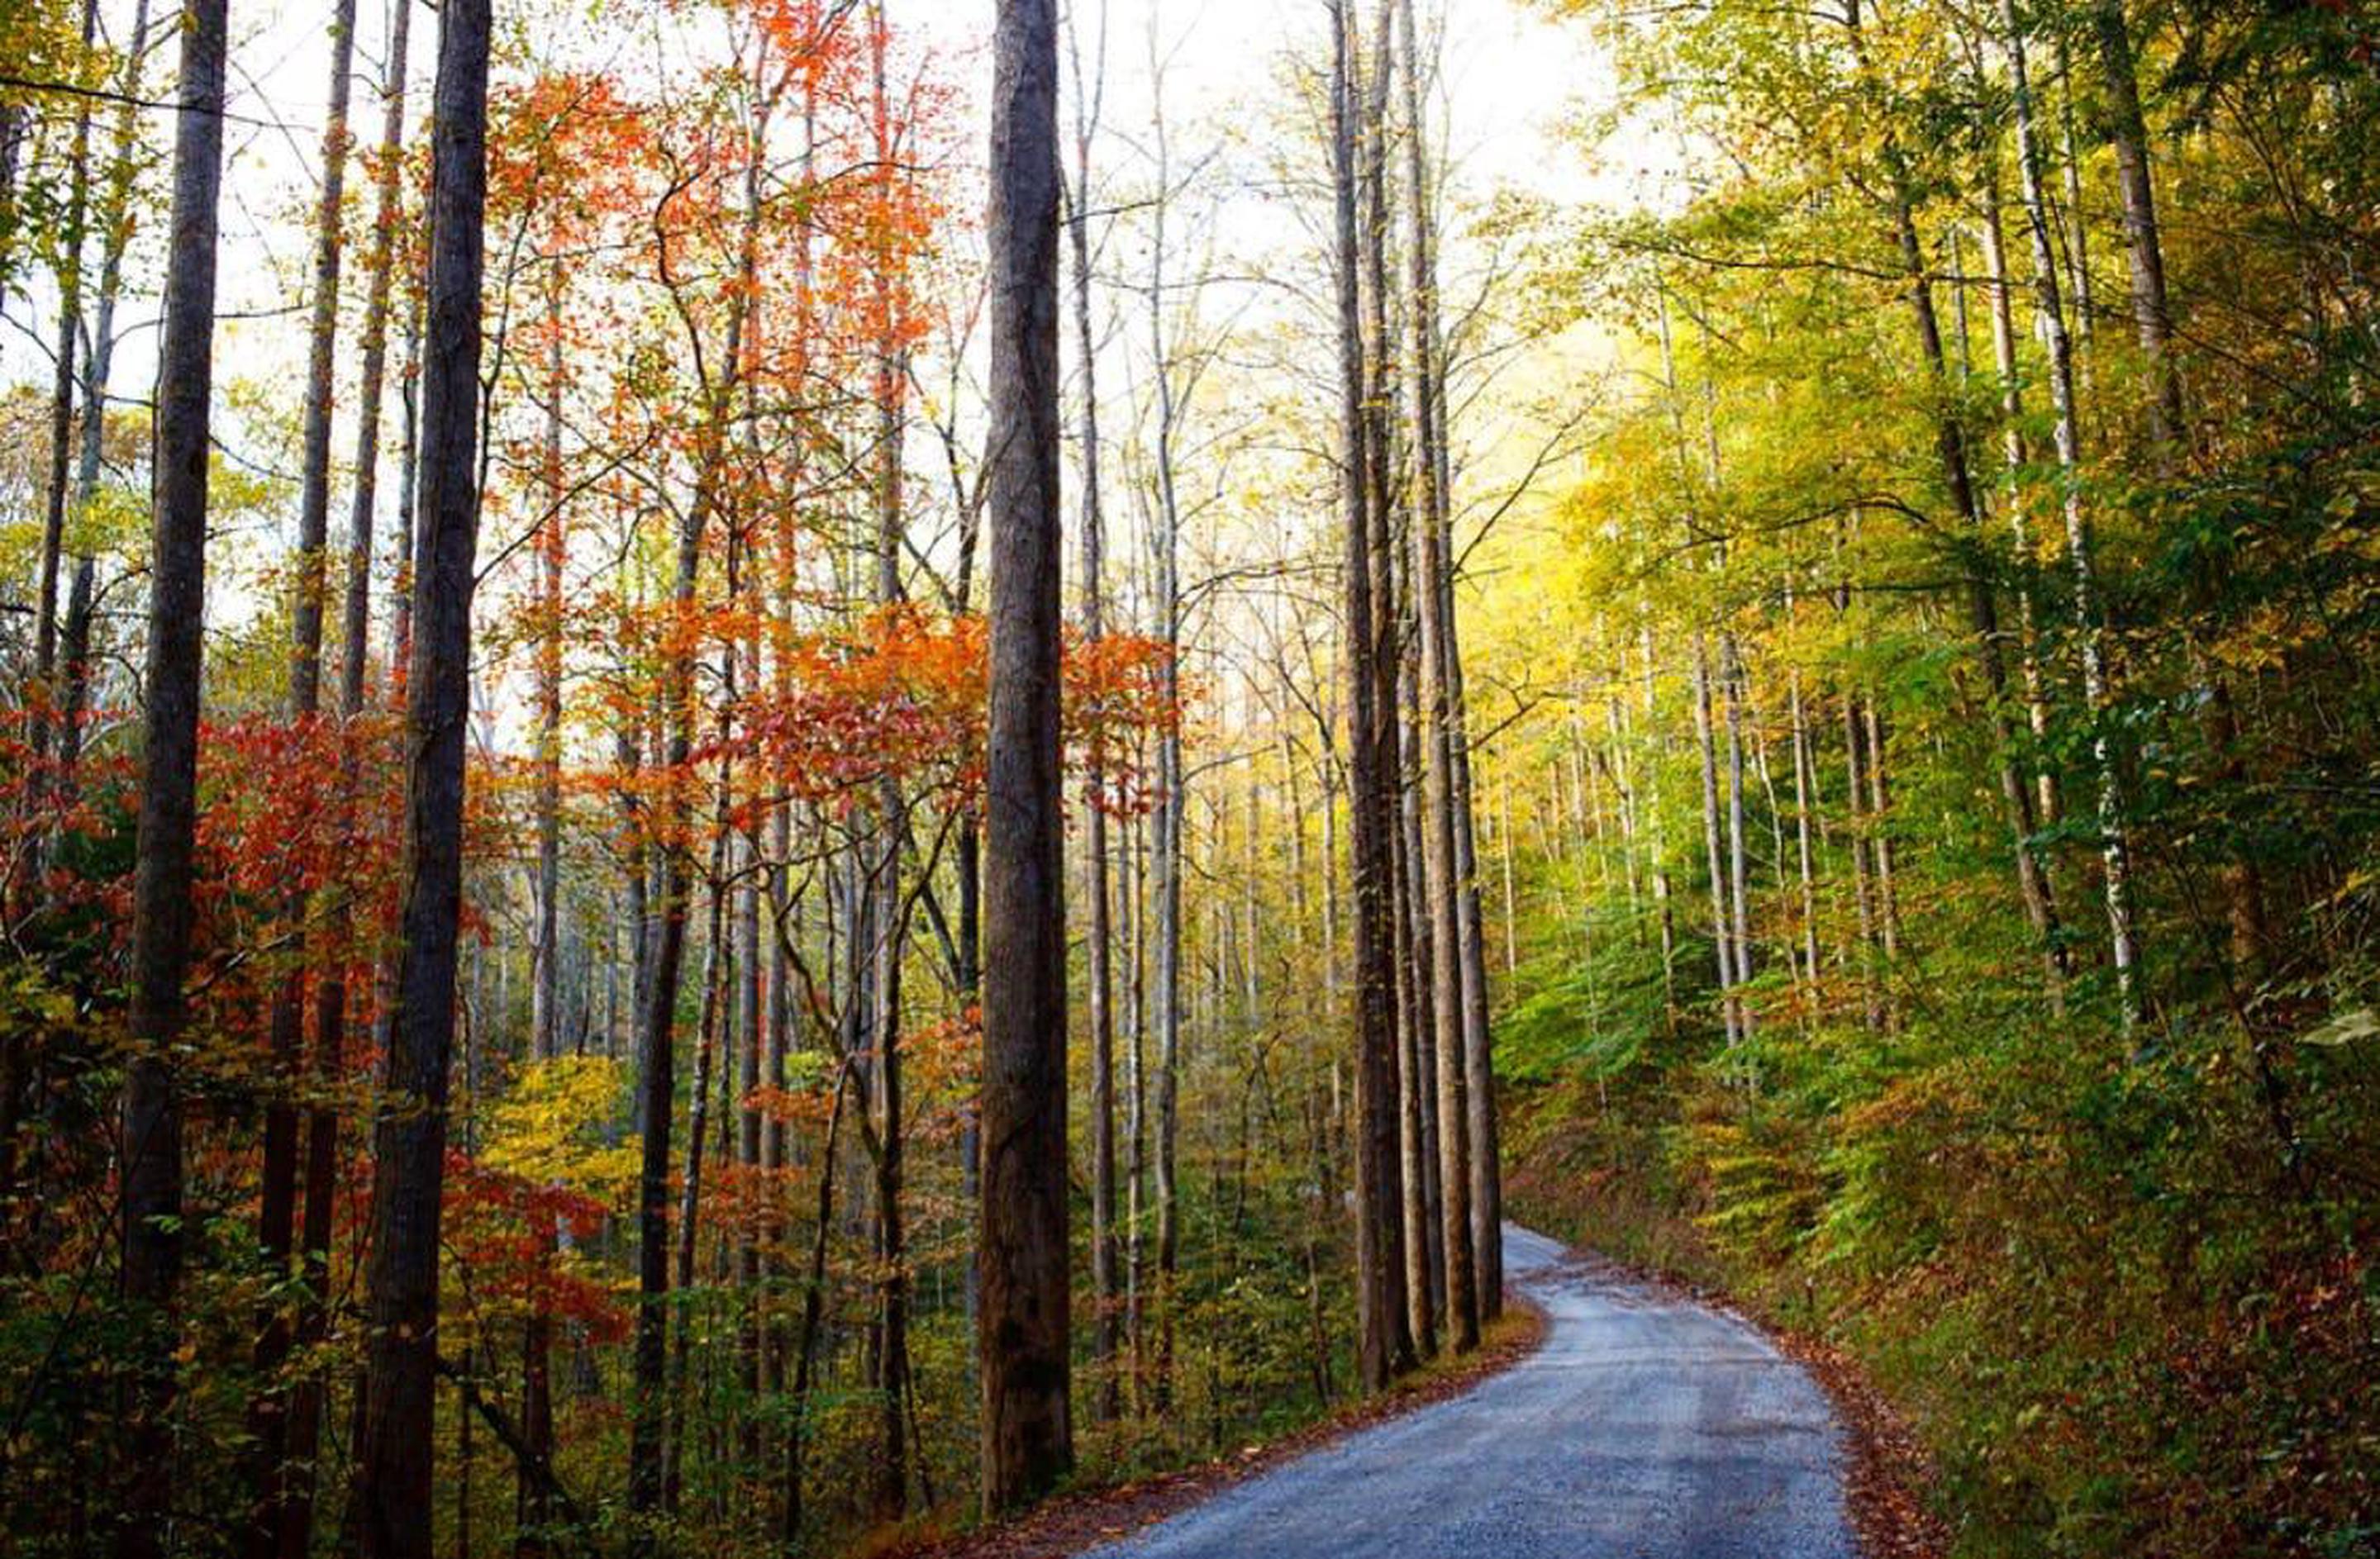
[0,0,1649,734]
[7,0,1639,435]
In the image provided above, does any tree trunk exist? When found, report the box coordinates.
[1786,646,1822,997]
[348,3,489,1555]
[1332,0,1413,1393]
[59,0,154,785]
[1067,0,1121,1422]
[116,5,229,1554]
[2092,0,2184,451]
[1641,622,1676,1022]
[2051,26,2095,361]
[630,462,719,1548]
[31,0,97,773]
[780,1063,850,1544]
[1977,149,2064,830]
[1144,56,1187,1411]
[979,0,1074,1511]
[630,105,761,1533]
[664,829,729,1516]
[1844,678,1883,1003]
[388,279,425,673]
[2002,0,2143,1024]
[1359,0,1436,1362]
[286,15,410,1548]
[2088,1,2272,982]
[1692,637,1739,1045]
[1721,632,1757,1044]
[250,8,356,1540]
[516,1265,556,1558]
[531,287,565,1062]
[866,20,914,1494]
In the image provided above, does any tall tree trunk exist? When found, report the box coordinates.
[1066,0,1121,1424]
[866,16,914,1495]
[0,105,25,304]
[1439,349,1500,1321]
[2002,0,2143,1024]
[1977,149,2063,829]
[31,0,97,773]
[1864,695,1902,964]
[1124,802,1147,1402]
[979,0,1075,1510]
[733,761,763,1475]
[60,0,154,784]
[2091,0,2184,451]
[1331,0,1413,1392]
[2052,26,2095,361]
[2088,1,2272,981]
[1360,0,1436,1363]
[1691,637,1740,1045]
[288,12,410,1548]
[1641,622,1676,1021]
[348,2,488,1555]
[117,4,229,1553]
[630,106,760,1535]
[516,1228,555,1558]
[630,449,724,1549]
[1786,645,1822,996]
[250,7,357,1541]
[665,825,730,1515]
[531,286,565,1062]
[388,280,424,673]
[1144,54,1187,1410]
[1402,99,1481,1332]
[1721,632,1757,1045]
[780,1063,850,1545]
[1842,680,1883,1029]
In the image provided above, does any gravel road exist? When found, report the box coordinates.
[1088,1224,1857,1559]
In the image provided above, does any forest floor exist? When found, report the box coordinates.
[906,1224,1940,1559]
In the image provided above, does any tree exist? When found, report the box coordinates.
[116,3,229,1554]
[978,0,1073,1512]
[1065,0,1122,1423]
[248,6,356,1542]
[347,1,490,1553]
[31,0,97,776]
[1330,0,1413,1393]
[59,0,153,784]
[1396,0,1478,1355]
[1998,0,2140,1024]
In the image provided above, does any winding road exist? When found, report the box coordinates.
[1089,1224,1858,1559]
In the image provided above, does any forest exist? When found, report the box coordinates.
[0,0,2373,1557]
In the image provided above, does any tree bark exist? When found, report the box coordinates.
[2002,0,2143,1024]
[531,283,565,1062]
[2091,0,2184,451]
[285,17,410,1550]
[32,0,97,772]
[1066,0,1121,1424]
[1331,0,1413,1393]
[116,5,228,1554]
[250,8,355,1540]
[979,0,1074,1510]
[1142,50,1187,1410]
[1977,146,2064,830]
[1691,637,1739,1044]
[1721,632,1757,1042]
[859,17,915,1514]
[347,3,488,1555]
[60,0,154,784]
